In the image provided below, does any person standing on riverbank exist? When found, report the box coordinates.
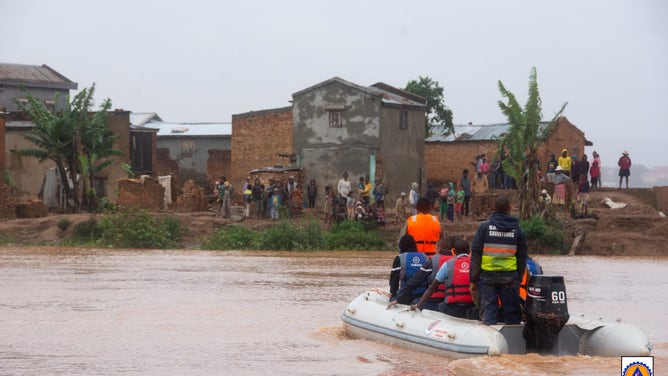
[618,151,632,189]
[457,169,471,217]
[337,172,351,202]
[394,192,408,224]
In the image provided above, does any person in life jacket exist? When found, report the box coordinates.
[387,236,459,311]
[469,194,528,325]
[389,234,424,299]
[405,197,442,256]
[410,239,477,319]
[519,257,543,301]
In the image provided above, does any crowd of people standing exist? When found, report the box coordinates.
[212,148,631,223]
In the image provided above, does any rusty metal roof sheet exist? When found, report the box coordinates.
[0,63,77,90]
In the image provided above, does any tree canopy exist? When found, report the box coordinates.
[404,76,454,137]
[496,67,567,220]
[17,84,122,212]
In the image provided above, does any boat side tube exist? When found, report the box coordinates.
[342,289,509,357]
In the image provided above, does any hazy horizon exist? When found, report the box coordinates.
[2,0,666,168]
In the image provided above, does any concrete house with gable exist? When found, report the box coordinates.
[424,116,592,186]
[291,77,426,199]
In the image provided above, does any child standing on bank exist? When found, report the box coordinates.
[577,174,590,216]
[455,186,465,221]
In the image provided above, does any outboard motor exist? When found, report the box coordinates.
[524,275,570,353]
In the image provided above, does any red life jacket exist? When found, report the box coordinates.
[444,255,474,304]
[430,252,454,300]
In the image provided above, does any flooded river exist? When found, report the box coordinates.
[0,247,665,375]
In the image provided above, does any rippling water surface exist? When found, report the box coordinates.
[0,247,665,375]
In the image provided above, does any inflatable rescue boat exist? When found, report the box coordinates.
[342,275,652,358]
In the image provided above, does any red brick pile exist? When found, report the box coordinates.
[174,179,208,213]
[15,200,47,218]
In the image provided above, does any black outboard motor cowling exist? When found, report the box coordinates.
[524,275,570,353]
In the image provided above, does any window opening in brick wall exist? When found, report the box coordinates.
[93,177,106,199]
[180,140,194,158]
[130,132,153,174]
[399,110,408,130]
[44,99,55,113]
[329,110,342,128]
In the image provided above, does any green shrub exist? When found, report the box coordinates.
[294,220,326,250]
[201,225,258,250]
[256,221,299,250]
[0,231,14,245]
[325,220,386,250]
[521,215,566,254]
[159,216,183,242]
[71,217,102,243]
[201,219,387,251]
[57,218,70,232]
[96,208,180,249]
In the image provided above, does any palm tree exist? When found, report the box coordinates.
[496,67,567,219]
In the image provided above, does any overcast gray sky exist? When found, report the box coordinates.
[3,0,666,168]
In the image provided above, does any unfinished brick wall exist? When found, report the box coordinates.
[655,186,668,214]
[0,182,16,219]
[425,140,496,186]
[117,178,164,211]
[231,107,293,199]
[207,149,231,194]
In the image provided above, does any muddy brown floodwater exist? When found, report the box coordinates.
[0,247,666,375]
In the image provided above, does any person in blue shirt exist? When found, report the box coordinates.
[386,237,458,311]
[409,239,478,319]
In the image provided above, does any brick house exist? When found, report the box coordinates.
[425,116,592,187]
[230,106,294,196]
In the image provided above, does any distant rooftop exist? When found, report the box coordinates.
[130,112,231,136]
[0,63,78,90]
[292,77,425,108]
[154,122,231,137]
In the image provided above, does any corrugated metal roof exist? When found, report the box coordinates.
[0,63,78,89]
[427,122,552,142]
[426,123,508,142]
[130,112,163,126]
[154,122,231,137]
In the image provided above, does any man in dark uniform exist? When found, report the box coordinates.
[469,194,528,325]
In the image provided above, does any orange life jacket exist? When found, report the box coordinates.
[407,213,441,256]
